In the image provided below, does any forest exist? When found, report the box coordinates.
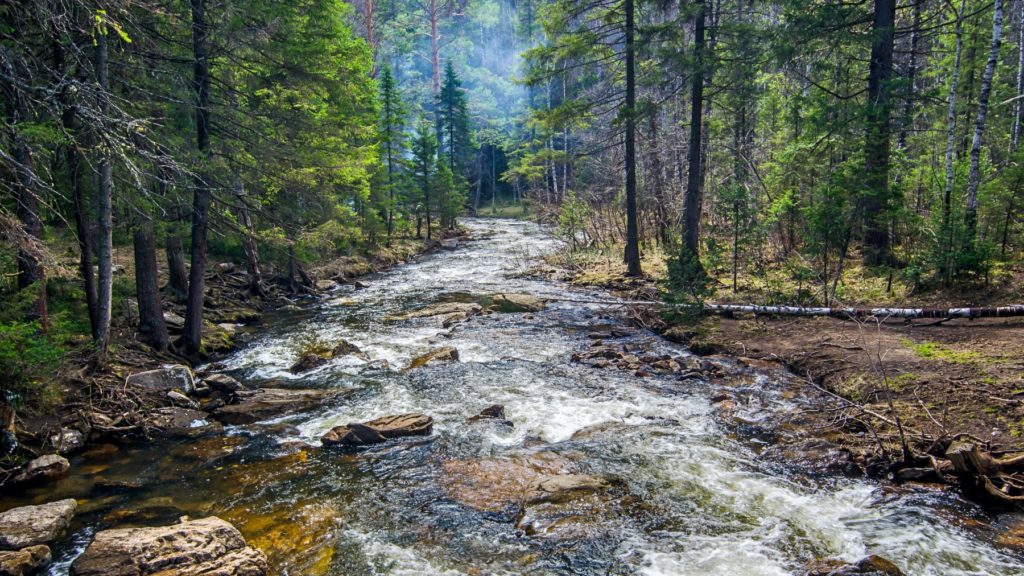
[3,0,1024,574]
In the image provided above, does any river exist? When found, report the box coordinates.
[4,219,1023,575]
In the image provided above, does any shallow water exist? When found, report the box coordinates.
[4,219,1023,575]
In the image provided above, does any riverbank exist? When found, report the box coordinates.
[534,245,1024,506]
[0,231,459,489]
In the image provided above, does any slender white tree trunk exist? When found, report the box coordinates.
[965,0,1004,239]
[943,0,967,277]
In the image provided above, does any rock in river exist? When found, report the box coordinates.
[489,293,545,313]
[70,516,267,576]
[211,388,355,425]
[0,499,77,550]
[405,346,459,370]
[385,302,482,322]
[125,365,195,395]
[802,555,905,576]
[289,353,328,374]
[9,454,70,486]
[321,413,433,447]
[146,407,222,438]
[0,545,51,576]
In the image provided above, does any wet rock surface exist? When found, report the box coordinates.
[212,388,355,425]
[146,407,222,438]
[71,516,267,576]
[9,455,70,486]
[0,544,51,576]
[0,499,77,550]
[321,413,433,446]
[386,302,482,322]
[803,555,905,576]
[488,293,545,313]
[405,346,459,370]
[125,365,195,394]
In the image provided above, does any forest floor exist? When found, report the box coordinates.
[535,245,1024,485]
[2,231,453,479]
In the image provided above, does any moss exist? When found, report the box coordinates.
[903,339,981,364]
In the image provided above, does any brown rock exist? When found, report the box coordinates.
[405,347,459,370]
[146,407,222,438]
[523,474,616,505]
[0,545,51,576]
[386,302,482,322]
[289,353,328,374]
[803,555,904,576]
[489,293,545,313]
[0,499,77,550]
[9,455,70,486]
[204,373,247,394]
[330,339,365,359]
[126,365,194,394]
[212,388,354,425]
[321,413,433,447]
[70,516,267,576]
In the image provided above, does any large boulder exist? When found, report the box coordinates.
[70,516,267,576]
[126,365,194,395]
[385,302,482,322]
[405,347,459,371]
[321,413,433,447]
[211,388,354,425]
[9,455,70,486]
[0,545,51,576]
[0,499,77,550]
[489,293,545,313]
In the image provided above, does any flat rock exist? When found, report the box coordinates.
[440,452,575,512]
[405,347,459,370]
[386,302,482,322]
[489,293,545,313]
[211,388,354,425]
[321,413,433,447]
[0,499,77,550]
[126,365,194,395]
[147,407,222,438]
[0,545,51,576]
[162,311,185,328]
[70,516,267,576]
[523,474,616,505]
[9,455,70,486]
[516,474,633,537]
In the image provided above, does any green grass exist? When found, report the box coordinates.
[903,339,981,363]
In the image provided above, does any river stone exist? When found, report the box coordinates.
[0,545,51,576]
[386,302,482,322]
[321,413,433,447]
[803,555,904,576]
[211,388,355,425]
[489,293,545,313]
[126,365,194,395]
[9,455,70,486]
[331,339,366,359]
[440,452,576,512]
[204,373,248,394]
[70,516,267,576]
[468,404,506,422]
[0,499,77,550]
[163,311,185,328]
[147,407,222,438]
[405,347,459,370]
[50,428,86,455]
[523,474,617,505]
[289,353,328,374]
[516,474,632,537]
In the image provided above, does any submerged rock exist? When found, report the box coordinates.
[469,404,506,422]
[71,516,267,576]
[289,353,328,374]
[386,302,482,322]
[125,365,194,394]
[489,293,545,313]
[516,473,633,537]
[0,499,77,550]
[440,452,577,513]
[211,388,354,425]
[321,413,433,447]
[803,555,905,576]
[405,347,459,370]
[0,545,51,576]
[9,455,70,486]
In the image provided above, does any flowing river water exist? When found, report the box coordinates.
[4,219,1024,575]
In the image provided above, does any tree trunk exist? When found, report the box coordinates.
[1014,0,1024,151]
[94,28,114,364]
[134,228,169,352]
[623,0,641,276]
[429,0,440,96]
[943,0,967,280]
[681,0,706,274]
[897,0,923,152]
[234,172,263,295]
[862,0,897,266]
[965,0,1004,241]
[166,236,189,301]
[183,0,213,356]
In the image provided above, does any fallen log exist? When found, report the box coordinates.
[548,297,1024,319]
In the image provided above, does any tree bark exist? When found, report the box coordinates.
[623,0,641,276]
[166,236,189,301]
[681,0,707,274]
[1014,0,1024,151]
[897,0,923,152]
[965,0,1004,241]
[134,228,169,351]
[862,0,897,266]
[942,0,967,280]
[94,27,114,364]
[183,0,213,356]
[233,172,263,295]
